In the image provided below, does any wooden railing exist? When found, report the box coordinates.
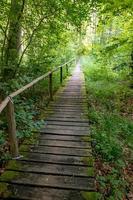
[0,58,75,158]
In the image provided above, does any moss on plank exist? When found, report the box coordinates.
[88,167,95,176]
[82,136,92,142]
[0,183,11,198]
[82,156,94,166]
[81,191,98,200]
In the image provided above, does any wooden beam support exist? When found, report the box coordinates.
[7,98,19,157]
[60,67,63,84]
[49,72,53,100]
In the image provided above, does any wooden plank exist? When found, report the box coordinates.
[46,120,89,127]
[40,129,89,136]
[40,134,88,141]
[46,117,88,123]
[46,109,82,113]
[1,186,94,200]
[18,157,90,166]
[7,162,91,177]
[28,145,91,156]
[21,150,91,157]
[44,125,89,131]
[0,172,95,191]
[38,139,89,148]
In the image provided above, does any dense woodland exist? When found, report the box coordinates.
[0,0,133,199]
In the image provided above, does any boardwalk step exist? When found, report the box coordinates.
[45,120,89,127]
[26,145,92,156]
[49,114,86,118]
[7,162,94,177]
[37,140,90,148]
[46,118,88,122]
[40,133,90,141]
[1,185,95,200]
[19,153,93,166]
[40,129,89,135]
[43,125,89,131]
[0,172,95,191]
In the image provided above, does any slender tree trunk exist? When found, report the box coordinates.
[2,0,24,80]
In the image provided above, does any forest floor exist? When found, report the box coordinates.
[84,63,133,200]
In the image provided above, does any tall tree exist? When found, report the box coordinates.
[2,0,25,80]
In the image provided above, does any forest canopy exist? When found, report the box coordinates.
[0,0,132,96]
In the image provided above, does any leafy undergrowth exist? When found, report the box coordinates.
[84,62,133,199]
[0,67,71,174]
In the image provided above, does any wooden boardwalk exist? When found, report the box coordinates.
[0,64,96,200]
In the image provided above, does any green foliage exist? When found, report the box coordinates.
[83,56,133,199]
[0,131,5,145]
[0,0,133,198]
[82,4,133,198]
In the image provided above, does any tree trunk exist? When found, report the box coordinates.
[2,0,24,80]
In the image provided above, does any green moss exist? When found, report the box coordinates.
[7,160,21,170]
[0,183,11,198]
[0,160,21,182]
[81,191,98,200]
[19,144,30,157]
[87,167,95,176]
[0,159,22,196]
[0,163,20,197]
[82,136,92,142]
[0,170,19,182]
[19,144,30,152]
[82,156,94,166]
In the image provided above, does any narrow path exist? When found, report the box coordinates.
[0,64,96,200]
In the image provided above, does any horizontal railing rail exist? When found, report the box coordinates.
[0,58,75,158]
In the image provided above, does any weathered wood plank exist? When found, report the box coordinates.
[27,145,92,156]
[38,139,89,148]
[7,161,92,177]
[1,172,95,191]
[2,185,93,200]
[44,125,89,131]
[40,134,90,141]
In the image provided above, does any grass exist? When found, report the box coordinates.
[83,60,133,199]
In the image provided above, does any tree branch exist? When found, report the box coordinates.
[14,16,46,76]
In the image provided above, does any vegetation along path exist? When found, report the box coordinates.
[0,64,96,200]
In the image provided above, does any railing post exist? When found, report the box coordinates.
[49,72,53,100]
[7,97,19,157]
[60,66,63,84]
[66,64,68,75]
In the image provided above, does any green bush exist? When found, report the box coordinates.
[83,56,133,199]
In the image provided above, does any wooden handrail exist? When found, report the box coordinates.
[0,58,74,113]
[10,71,51,98]
[0,58,75,158]
[0,97,10,113]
